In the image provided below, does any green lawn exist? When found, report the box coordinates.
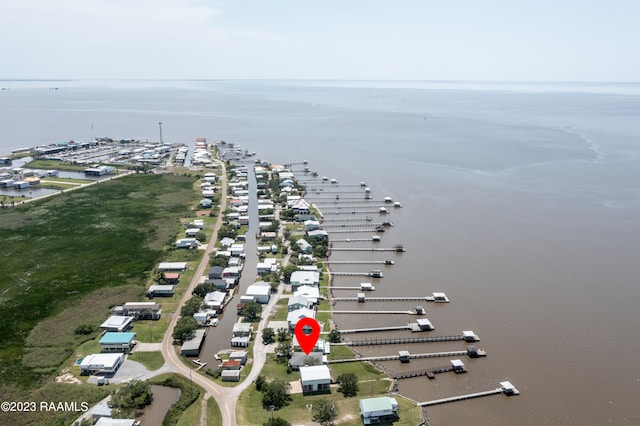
[131,351,165,371]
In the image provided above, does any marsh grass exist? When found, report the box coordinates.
[0,173,195,392]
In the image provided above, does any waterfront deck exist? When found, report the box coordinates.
[417,382,519,406]
[328,350,468,364]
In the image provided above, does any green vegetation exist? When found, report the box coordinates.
[24,159,88,171]
[149,373,204,426]
[312,398,337,425]
[110,380,153,418]
[131,351,165,371]
[0,173,195,399]
[173,317,199,343]
[336,373,359,397]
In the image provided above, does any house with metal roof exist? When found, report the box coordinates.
[290,270,320,290]
[359,397,399,424]
[246,281,272,304]
[299,365,331,394]
[181,329,207,356]
[100,315,134,333]
[99,332,136,354]
[79,353,124,375]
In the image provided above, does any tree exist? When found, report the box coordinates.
[173,316,198,343]
[281,264,299,284]
[312,399,337,425]
[180,295,204,317]
[195,231,207,242]
[276,327,290,343]
[193,282,216,299]
[275,341,293,362]
[110,380,153,418]
[262,327,275,344]
[261,379,292,410]
[241,301,263,322]
[255,375,266,392]
[209,254,229,268]
[263,417,291,426]
[327,329,341,343]
[337,373,359,397]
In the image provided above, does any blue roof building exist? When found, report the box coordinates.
[99,332,136,354]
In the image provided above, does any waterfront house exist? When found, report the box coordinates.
[181,329,206,356]
[99,332,136,354]
[304,220,321,231]
[294,286,320,306]
[204,291,227,310]
[287,307,316,331]
[299,365,331,394]
[290,199,311,215]
[295,238,313,254]
[289,351,323,370]
[208,266,224,280]
[100,315,134,333]
[359,397,399,425]
[232,322,252,337]
[229,350,248,365]
[288,294,311,312]
[220,359,242,370]
[245,281,272,304]
[222,266,241,278]
[307,229,328,240]
[230,336,250,347]
[290,270,320,290]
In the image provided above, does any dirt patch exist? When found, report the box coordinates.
[55,370,82,385]
[196,210,211,217]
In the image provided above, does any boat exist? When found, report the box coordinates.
[394,201,403,208]
[379,207,389,214]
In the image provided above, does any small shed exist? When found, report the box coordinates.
[221,370,241,382]
[398,350,410,363]
[231,336,250,347]
[220,359,242,370]
[229,350,248,365]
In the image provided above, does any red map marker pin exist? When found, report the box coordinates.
[294,317,321,355]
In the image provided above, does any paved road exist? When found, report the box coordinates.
[160,158,291,426]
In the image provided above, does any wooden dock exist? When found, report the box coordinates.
[392,364,466,380]
[332,296,431,302]
[342,335,466,346]
[329,271,383,277]
[330,247,405,252]
[325,260,391,265]
[323,310,419,315]
[417,382,519,406]
[328,350,468,364]
[339,325,411,334]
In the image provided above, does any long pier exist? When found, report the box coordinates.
[326,229,382,234]
[417,382,519,406]
[324,310,418,315]
[325,260,391,265]
[342,335,468,346]
[328,350,468,364]
[329,272,383,277]
[329,238,382,243]
[332,296,431,302]
[392,364,465,380]
[330,247,405,252]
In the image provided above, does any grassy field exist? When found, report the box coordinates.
[0,173,197,418]
[131,351,166,371]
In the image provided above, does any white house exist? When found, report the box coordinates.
[290,270,320,290]
[295,238,313,254]
[295,285,320,305]
[288,294,311,312]
[304,220,321,231]
[287,307,316,331]
[100,315,134,333]
[204,291,226,310]
[176,238,198,249]
[245,281,272,304]
[80,353,124,375]
[307,229,328,240]
[299,365,331,394]
[359,397,399,425]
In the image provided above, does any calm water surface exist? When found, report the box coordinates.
[1,80,639,425]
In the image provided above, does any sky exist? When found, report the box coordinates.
[1,0,638,81]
